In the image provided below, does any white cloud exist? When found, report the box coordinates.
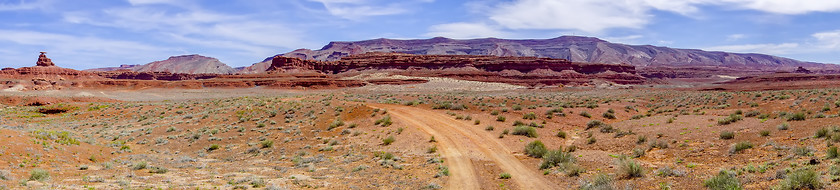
[446,0,840,35]
[0,0,51,11]
[307,0,430,20]
[813,30,840,49]
[489,0,650,33]
[426,22,509,39]
[0,29,170,68]
[727,0,840,14]
[727,34,746,41]
[62,5,313,60]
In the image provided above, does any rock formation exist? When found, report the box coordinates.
[36,52,55,67]
[242,36,831,72]
[267,52,645,85]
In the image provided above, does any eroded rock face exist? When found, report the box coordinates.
[36,52,55,67]
[268,52,645,85]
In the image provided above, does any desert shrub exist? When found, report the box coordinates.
[427,146,437,153]
[208,144,220,151]
[474,120,480,125]
[149,166,168,174]
[602,112,616,119]
[546,108,564,116]
[703,170,742,190]
[523,112,537,120]
[28,169,49,182]
[375,116,393,127]
[432,102,467,110]
[328,119,344,130]
[636,135,647,145]
[759,130,770,137]
[556,131,567,139]
[815,127,829,138]
[793,146,813,157]
[499,173,511,179]
[260,140,274,148]
[382,136,396,145]
[580,173,614,190]
[773,168,822,190]
[491,110,500,115]
[649,140,669,149]
[580,112,592,118]
[718,114,742,125]
[720,131,735,140]
[132,161,147,170]
[496,116,506,122]
[744,110,761,117]
[729,141,753,154]
[827,146,839,159]
[540,149,574,169]
[587,137,597,144]
[586,120,606,130]
[631,114,645,120]
[787,112,806,121]
[513,126,538,138]
[617,158,644,179]
[513,120,526,126]
[485,125,494,131]
[631,148,646,158]
[524,140,547,158]
[777,123,790,130]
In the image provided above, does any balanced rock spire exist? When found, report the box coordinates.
[36,52,55,67]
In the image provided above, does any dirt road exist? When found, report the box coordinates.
[371,104,555,190]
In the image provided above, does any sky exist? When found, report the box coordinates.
[1,0,840,69]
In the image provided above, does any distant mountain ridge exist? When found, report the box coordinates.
[240,36,826,73]
[89,54,236,74]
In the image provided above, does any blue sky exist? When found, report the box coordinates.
[1,0,840,69]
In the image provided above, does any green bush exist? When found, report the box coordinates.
[556,131,567,139]
[777,123,790,130]
[499,173,511,179]
[787,112,806,121]
[729,141,753,154]
[617,158,644,179]
[260,140,274,148]
[580,112,592,118]
[208,144,220,151]
[586,120,606,130]
[540,149,574,169]
[759,130,770,137]
[580,173,614,190]
[132,161,148,170]
[827,146,839,159]
[28,169,49,182]
[485,125,494,131]
[382,136,396,145]
[524,140,547,158]
[328,119,344,130]
[587,137,597,144]
[375,116,393,127]
[602,112,616,119]
[815,127,829,138]
[720,131,735,140]
[496,116,506,122]
[512,125,538,138]
[703,170,742,190]
[523,112,537,120]
[773,168,822,190]
[718,114,742,125]
[149,166,168,174]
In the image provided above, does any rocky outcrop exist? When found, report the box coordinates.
[128,54,236,74]
[246,36,829,71]
[36,52,55,67]
[93,71,219,81]
[267,52,645,85]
